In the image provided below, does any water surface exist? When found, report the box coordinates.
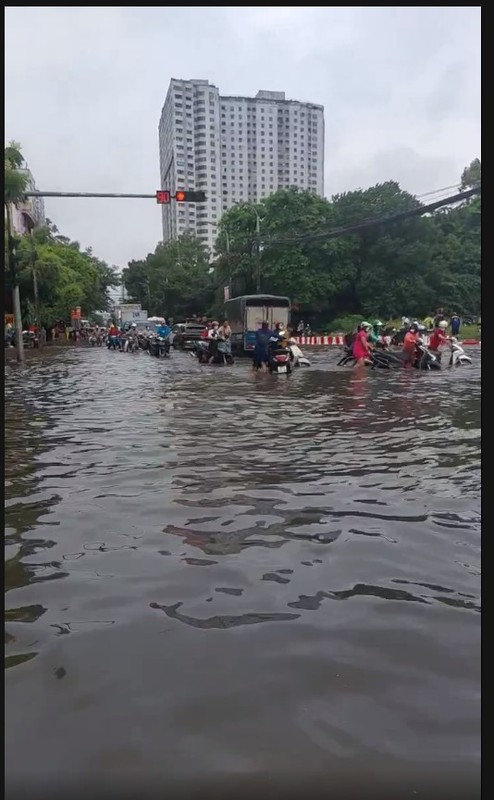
[5,346,481,798]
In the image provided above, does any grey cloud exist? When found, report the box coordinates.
[5,7,480,268]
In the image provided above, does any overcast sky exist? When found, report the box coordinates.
[6,6,480,270]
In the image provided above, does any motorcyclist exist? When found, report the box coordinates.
[206,321,221,364]
[369,320,384,346]
[207,321,220,340]
[253,321,272,372]
[402,322,420,366]
[353,321,373,365]
[270,322,289,349]
[156,321,171,339]
[429,320,449,353]
[128,322,139,350]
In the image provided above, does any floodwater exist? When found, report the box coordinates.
[5,346,481,799]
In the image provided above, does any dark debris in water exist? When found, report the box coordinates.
[150,601,300,629]
[53,666,66,679]
[262,572,291,584]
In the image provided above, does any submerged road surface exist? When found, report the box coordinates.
[5,347,481,799]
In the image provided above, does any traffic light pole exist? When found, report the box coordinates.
[5,204,25,363]
[24,190,207,203]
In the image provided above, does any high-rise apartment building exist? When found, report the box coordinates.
[158,80,324,254]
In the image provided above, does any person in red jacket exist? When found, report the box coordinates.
[402,322,420,367]
[352,321,372,366]
[429,320,449,352]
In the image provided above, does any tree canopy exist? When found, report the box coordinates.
[123,163,480,325]
[4,143,119,326]
[122,233,213,319]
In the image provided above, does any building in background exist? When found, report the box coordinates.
[158,80,324,255]
[8,167,46,236]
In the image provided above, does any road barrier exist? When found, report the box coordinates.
[293,335,480,347]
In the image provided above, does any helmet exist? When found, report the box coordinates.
[131,322,137,328]
[360,321,372,330]
[402,317,410,326]
[410,323,419,333]
[438,320,448,329]
[373,320,383,328]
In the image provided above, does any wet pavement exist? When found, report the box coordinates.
[5,346,481,798]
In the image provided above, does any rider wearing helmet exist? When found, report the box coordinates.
[402,322,420,365]
[353,321,372,365]
[429,319,449,352]
[156,320,171,338]
[369,320,384,346]
[207,321,220,340]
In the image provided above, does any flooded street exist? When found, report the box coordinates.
[5,346,481,798]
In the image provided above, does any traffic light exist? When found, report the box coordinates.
[175,190,206,203]
[156,190,171,204]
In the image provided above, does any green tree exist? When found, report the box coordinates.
[122,233,213,319]
[460,158,481,190]
[5,142,29,347]
[5,141,28,206]
[127,163,481,329]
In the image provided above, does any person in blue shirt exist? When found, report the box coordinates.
[156,322,171,338]
[450,313,461,337]
[253,321,272,372]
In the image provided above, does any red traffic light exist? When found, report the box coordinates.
[156,190,171,204]
[174,190,207,203]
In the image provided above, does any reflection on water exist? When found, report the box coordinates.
[5,347,481,796]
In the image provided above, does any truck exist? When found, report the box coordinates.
[224,294,291,355]
[114,304,148,328]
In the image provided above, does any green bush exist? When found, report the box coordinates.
[322,314,363,334]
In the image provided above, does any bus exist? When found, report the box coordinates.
[224,294,291,355]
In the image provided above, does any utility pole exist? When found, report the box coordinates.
[255,213,261,294]
[6,204,24,363]
[29,229,40,334]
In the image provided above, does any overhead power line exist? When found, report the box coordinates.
[259,186,480,247]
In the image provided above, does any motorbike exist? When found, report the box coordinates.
[149,335,170,358]
[412,339,441,370]
[449,338,472,367]
[127,336,139,353]
[287,338,311,367]
[193,338,234,365]
[337,339,441,371]
[89,333,104,347]
[268,342,292,375]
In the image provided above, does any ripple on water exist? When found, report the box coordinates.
[5,345,481,793]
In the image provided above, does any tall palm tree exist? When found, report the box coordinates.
[5,141,29,361]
